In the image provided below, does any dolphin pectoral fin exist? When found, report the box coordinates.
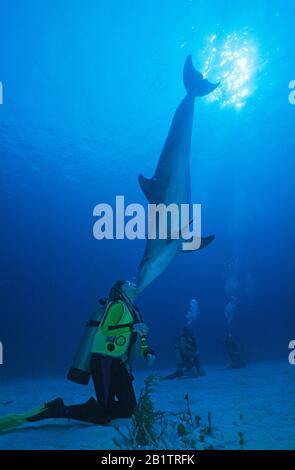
[138,174,154,202]
[183,54,219,97]
[170,217,195,241]
[199,234,215,249]
[181,234,215,252]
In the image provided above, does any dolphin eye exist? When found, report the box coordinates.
[145,256,150,262]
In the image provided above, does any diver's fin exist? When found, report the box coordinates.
[0,398,65,433]
[183,55,219,97]
[138,174,154,202]
[0,405,46,433]
[181,234,215,252]
[26,398,65,422]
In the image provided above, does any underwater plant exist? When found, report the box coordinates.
[177,423,188,438]
[195,415,201,427]
[197,411,214,438]
[131,375,160,446]
[113,377,242,450]
[207,411,212,435]
[184,393,194,427]
[238,431,245,449]
[113,375,168,449]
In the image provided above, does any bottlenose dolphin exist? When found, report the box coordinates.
[136,55,218,294]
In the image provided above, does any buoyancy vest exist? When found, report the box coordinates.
[91,299,142,359]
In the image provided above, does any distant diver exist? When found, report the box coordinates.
[224,333,246,369]
[163,326,206,380]
[137,55,218,293]
[0,281,155,432]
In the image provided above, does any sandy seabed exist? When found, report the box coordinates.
[0,360,294,450]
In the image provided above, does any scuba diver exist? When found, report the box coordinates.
[0,280,155,432]
[163,326,206,380]
[224,333,246,369]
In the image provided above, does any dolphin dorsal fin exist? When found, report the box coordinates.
[138,174,154,202]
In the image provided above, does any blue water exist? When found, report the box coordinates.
[0,0,294,383]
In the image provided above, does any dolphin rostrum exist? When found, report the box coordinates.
[136,55,218,294]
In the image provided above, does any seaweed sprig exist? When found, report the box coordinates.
[113,377,224,450]
[113,374,167,449]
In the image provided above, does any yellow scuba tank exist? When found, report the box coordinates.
[91,299,138,358]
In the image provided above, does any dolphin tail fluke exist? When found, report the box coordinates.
[183,55,219,97]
